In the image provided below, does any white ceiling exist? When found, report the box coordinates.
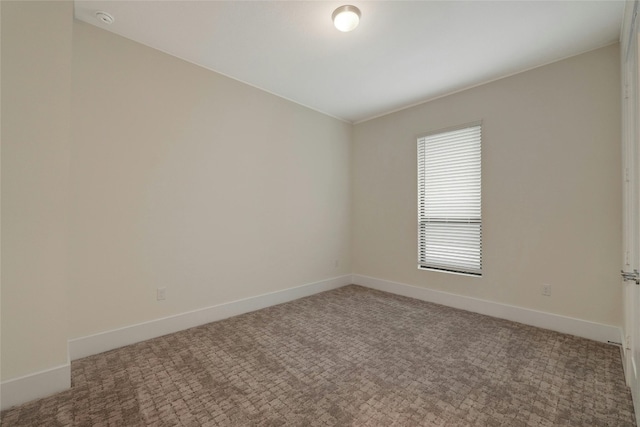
[74,1,625,123]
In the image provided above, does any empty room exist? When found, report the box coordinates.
[2,0,640,425]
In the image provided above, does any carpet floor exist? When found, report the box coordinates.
[1,285,636,426]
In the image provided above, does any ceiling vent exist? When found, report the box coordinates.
[95,11,115,25]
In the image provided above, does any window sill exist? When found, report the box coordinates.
[417,265,482,278]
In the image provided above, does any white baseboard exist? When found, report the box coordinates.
[352,274,621,344]
[69,275,352,361]
[6,274,619,412]
[1,362,71,411]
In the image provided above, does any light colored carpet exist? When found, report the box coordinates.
[1,285,636,426]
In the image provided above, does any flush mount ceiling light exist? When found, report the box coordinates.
[332,5,361,32]
[95,11,115,25]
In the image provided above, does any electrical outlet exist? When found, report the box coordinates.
[542,284,552,297]
[156,287,166,301]
[334,259,340,269]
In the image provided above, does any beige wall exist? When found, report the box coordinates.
[1,1,73,380]
[69,22,352,338]
[353,44,622,327]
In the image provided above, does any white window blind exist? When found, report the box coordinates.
[417,124,482,276]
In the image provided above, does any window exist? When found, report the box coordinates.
[417,123,482,276]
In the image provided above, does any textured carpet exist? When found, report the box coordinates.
[1,285,636,426]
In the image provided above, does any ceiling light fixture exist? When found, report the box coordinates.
[332,5,361,32]
[95,11,115,25]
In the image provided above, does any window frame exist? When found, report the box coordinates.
[417,121,482,277]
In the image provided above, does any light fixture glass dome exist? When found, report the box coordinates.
[332,5,361,32]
